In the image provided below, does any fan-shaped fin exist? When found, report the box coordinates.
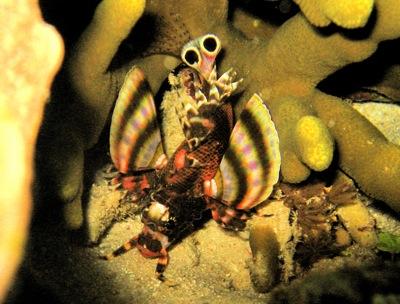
[215,94,281,210]
[110,67,162,173]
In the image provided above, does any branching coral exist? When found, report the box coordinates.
[45,0,400,228]
[255,0,400,209]
[248,219,281,292]
[293,0,374,29]
[0,0,63,300]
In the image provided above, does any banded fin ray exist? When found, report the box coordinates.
[215,94,281,209]
[110,67,162,173]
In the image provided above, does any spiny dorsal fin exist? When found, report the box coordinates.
[175,84,220,151]
[110,67,162,173]
[215,94,281,209]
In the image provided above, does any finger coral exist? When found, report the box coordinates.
[0,0,63,300]
[293,0,374,28]
[294,115,334,172]
[257,0,400,210]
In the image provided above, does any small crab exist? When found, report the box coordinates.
[102,34,281,280]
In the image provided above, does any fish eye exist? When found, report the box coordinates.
[184,48,200,65]
[203,36,217,52]
[201,34,220,55]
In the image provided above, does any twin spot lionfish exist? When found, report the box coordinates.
[103,34,281,280]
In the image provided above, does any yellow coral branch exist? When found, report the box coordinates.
[259,15,377,94]
[67,0,146,146]
[294,0,374,29]
[295,116,334,171]
[312,92,400,210]
[0,0,63,300]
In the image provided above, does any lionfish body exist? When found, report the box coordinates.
[104,34,281,280]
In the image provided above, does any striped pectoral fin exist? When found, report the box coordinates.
[215,93,281,210]
[110,66,162,174]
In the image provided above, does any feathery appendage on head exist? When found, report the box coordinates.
[181,34,221,81]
